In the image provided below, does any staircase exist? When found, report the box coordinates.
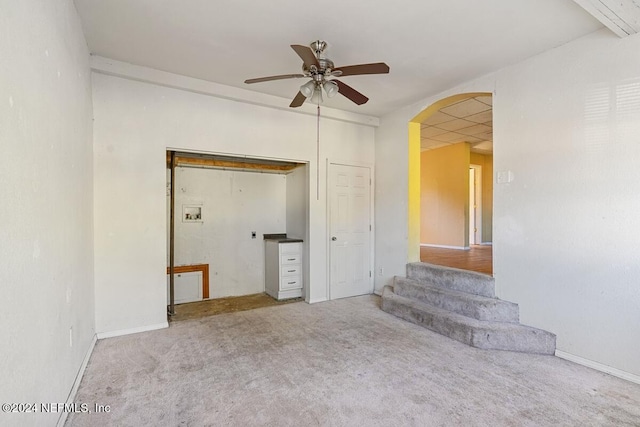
[381,263,556,354]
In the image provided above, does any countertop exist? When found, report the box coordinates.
[263,233,304,243]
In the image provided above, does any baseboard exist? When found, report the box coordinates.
[57,333,98,427]
[555,350,640,385]
[307,297,328,304]
[480,242,493,246]
[96,322,168,339]
[420,243,470,250]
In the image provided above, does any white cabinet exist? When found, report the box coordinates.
[265,241,303,300]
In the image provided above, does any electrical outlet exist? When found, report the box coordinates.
[251,231,256,239]
[379,267,384,276]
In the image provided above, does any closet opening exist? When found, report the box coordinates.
[166,150,308,321]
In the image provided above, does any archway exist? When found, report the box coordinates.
[408,92,493,273]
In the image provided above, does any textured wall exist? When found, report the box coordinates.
[170,167,288,298]
[492,29,640,378]
[376,28,640,379]
[92,71,375,334]
[0,1,94,425]
[420,143,470,248]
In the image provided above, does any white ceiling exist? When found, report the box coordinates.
[73,0,603,117]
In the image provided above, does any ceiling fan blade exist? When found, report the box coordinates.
[244,74,305,84]
[289,91,307,108]
[333,62,389,77]
[291,45,320,69]
[334,80,369,105]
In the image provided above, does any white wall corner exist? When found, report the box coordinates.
[96,322,169,340]
[56,334,98,427]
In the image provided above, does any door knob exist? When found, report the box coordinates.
[331,236,337,241]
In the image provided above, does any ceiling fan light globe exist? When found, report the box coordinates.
[300,80,316,98]
[323,81,339,98]
[310,88,323,104]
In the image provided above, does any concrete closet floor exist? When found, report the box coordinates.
[66,295,640,426]
[170,293,302,322]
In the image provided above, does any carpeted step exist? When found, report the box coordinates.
[393,276,519,323]
[381,286,556,354]
[407,262,495,298]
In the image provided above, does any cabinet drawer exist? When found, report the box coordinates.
[281,276,303,290]
[281,254,302,265]
[280,242,302,255]
[281,265,301,276]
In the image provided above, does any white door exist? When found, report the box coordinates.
[469,165,482,246]
[329,163,372,300]
[469,168,476,245]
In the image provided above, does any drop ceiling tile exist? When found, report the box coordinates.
[421,126,450,137]
[463,136,483,143]
[440,98,491,118]
[422,111,457,125]
[476,95,493,106]
[450,136,474,144]
[421,96,494,154]
[431,132,468,142]
[435,119,476,131]
[464,110,493,124]
[457,123,492,136]
[474,131,494,141]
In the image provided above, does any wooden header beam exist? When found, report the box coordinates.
[165,152,302,173]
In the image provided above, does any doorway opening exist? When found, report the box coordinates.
[408,93,493,275]
[166,150,308,321]
[469,164,482,246]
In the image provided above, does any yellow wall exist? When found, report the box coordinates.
[407,122,421,262]
[470,153,493,243]
[420,142,470,247]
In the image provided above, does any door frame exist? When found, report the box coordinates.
[326,159,375,300]
[469,164,482,246]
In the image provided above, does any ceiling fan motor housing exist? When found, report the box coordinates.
[303,58,335,78]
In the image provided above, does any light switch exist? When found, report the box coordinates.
[251,231,256,239]
[497,170,513,184]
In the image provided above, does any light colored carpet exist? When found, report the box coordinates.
[66,295,640,426]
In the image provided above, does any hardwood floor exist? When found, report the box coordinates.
[420,245,493,275]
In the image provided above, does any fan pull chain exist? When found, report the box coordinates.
[316,104,320,201]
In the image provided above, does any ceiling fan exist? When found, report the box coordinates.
[244,40,389,107]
